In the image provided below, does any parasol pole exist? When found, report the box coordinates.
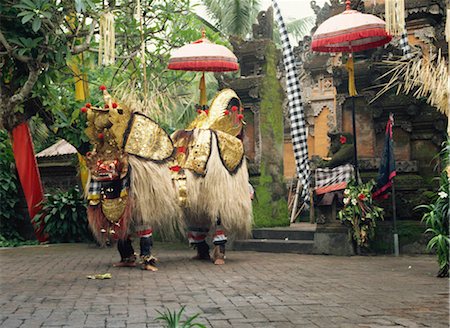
[390,113,399,256]
[351,96,359,184]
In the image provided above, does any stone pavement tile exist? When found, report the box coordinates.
[226,321,254,328]
[104,319,127,328]
[0,318,23,328]
[206,319,233,327]
[126,323,150,328]
[18,319,47,328]
[1,245,449,328]
[32,309,53,320]
[220,309,245,319]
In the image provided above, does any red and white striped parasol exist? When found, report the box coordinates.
[168,31,239,107]
[311,1,391,53]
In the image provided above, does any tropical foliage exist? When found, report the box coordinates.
[200,0,261,37]
[416,140,449,277]
[0,129,28,246]
[0,0,226,146]
[33,186,91,243]
[155,306,206,328]
[338,180,384,248]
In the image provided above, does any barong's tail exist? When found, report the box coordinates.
[128,155,183,240]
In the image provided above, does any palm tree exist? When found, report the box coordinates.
[198,0,314,45]
[199,0,261,37]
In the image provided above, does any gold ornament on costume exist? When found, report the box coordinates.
[124,113,174,161]
[189,89,244,137]
[101,197,128,223]
[215,130,244,172]
[183,129,212,175]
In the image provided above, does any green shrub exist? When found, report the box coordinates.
[34,186,92,243]
[416,139,449,277]
[0,129,25,244]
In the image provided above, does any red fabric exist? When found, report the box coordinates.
[136,228,153,237]
[11,122,47,242]
[311,28,391,53]
[315,182,348,195]
[187,232,208,241]
[372,171,397,200]
[167,60,239,72]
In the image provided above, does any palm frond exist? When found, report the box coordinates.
[370,49,448,115]
[200,0,261,37]
[273,16,315,47]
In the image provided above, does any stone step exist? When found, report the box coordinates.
[233,239,314,254]
[252,228,315,241]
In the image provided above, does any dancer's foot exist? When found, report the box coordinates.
[141,263,158,271]
[113,261,136,267]
[192,253,211,261]
[212,245,225,265]
[213,258,225,265]
[140,255,158,271]
[113,255,136,267]
[192,241,210,261]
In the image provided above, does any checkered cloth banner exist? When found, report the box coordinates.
[315,164,354,195]
[272,0,310,203]
[399,30,413,59]
[88,172,130,200]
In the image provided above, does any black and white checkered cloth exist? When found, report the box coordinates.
[315,164,354,193]
[399,31,413,59]
[272,0,310,203]
[88,173,130,200]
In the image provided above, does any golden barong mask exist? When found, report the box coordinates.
[188,89,245,137]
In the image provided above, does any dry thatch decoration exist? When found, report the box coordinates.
[98,12,116,66]
[370,49,448,116]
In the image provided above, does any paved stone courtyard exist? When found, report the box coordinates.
[0,243,448,328]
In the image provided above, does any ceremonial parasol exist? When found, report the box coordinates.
[312,0,392,182]
[168,30,239,108]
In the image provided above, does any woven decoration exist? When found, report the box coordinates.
[98,12,115,66]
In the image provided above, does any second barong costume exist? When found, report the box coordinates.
[171,89,253,264]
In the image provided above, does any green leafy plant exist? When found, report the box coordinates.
[0,235,39,248]
[34,186,91,243]
[338,180,384,248]
[155,306,206,328]
[0,130,22,240]
[415,140,449,277]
